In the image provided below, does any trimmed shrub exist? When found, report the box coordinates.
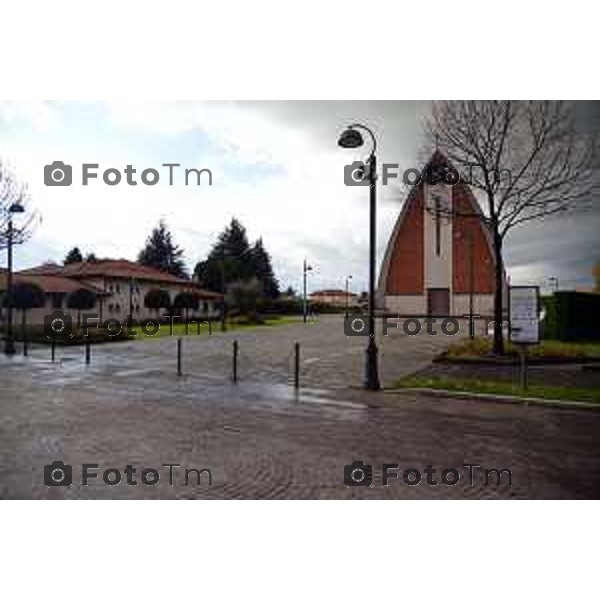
[543,291,600,341]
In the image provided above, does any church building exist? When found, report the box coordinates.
[378,151,506,317]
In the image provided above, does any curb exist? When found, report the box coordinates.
[434,355,600,366]
[385,387,600,411]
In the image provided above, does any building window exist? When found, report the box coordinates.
[433,194,442,257]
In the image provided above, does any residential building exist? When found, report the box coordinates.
[0,259,222,326]
[309,289,359,308]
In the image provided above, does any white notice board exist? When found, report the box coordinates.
[509,286,540,344]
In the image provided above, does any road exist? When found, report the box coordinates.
[1,316,598,498]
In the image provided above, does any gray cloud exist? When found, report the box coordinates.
[5,101,599,295]
[245,101,600,292]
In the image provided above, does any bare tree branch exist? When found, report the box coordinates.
[0,161,38,251]
[425,100,600,354]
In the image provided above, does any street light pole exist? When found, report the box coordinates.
[220,248,227,332]
[303,260,312,323]
[4,203,25,356]
[338,124,381,391]
[345,275,353,318]
[365,152,380,390]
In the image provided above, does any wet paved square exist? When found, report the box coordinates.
[1,316,598,498]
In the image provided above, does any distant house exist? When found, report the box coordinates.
[0,259,222,326]
[309,289,359,308]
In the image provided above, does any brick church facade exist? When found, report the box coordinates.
[378,151,507,317]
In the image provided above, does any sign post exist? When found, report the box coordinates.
[509,286,540,391]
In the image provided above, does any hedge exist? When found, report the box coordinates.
[542,291,600,341]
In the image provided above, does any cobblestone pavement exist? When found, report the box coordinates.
[1,316,599,499]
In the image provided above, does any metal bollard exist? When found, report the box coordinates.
[294,341,300,389]
[23,338,28,357]
[177,338,182,376]
[85,339,91,365]
[232,339,238,383]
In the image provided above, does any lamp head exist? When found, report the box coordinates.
[338,127,364,149]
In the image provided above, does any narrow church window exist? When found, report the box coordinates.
[434,194,441,256]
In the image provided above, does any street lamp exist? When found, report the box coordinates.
[338,124,381,391]
[345,275,353,318]
[303,259,313,323]
[220,248,227,332]
[4,202,25,356]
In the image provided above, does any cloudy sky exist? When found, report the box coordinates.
[1,101,598,294]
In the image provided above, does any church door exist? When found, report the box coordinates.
[427,288,450,316]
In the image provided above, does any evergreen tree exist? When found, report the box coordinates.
[194,218,253,291]
[138,220,188,279]
[250,238,279,298]
[64,247,83,264]
[194,218,280,297]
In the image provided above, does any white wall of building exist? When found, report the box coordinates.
[423,183,453,292]
[384,295,427,314]
[0,278,220,327]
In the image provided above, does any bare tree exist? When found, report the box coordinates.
[0,161,37,251]
[427,101,599,354]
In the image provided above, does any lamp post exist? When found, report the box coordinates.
[4,202,25,356]
[303,259,312,323]
[345,275,353,318]
[220,248,227,332]
[338,124,381,391]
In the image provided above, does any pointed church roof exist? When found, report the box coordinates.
[377,150,504,297]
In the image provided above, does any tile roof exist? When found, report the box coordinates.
[20,259,190,284]
[310,289,358,297]
[0,271,105,294]
[9,260,222,299]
